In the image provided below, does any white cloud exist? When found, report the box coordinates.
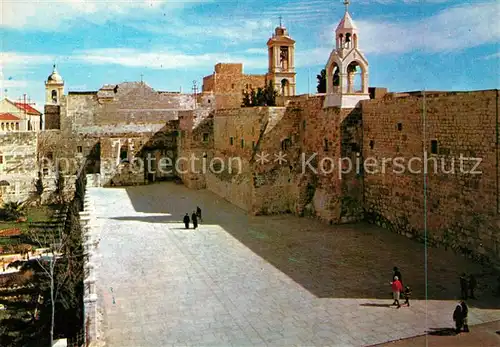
[1,52,54,69]
[354,1,500,54]
[481,52,500,60]
[73,48,267,70]
[134,17,274,44]
[0,0,209,30]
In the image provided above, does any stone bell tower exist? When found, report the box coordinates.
[266,18,296,96]
[45,64,64,105]
[324,0,369,108]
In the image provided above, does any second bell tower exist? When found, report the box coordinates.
[266,19,296,97]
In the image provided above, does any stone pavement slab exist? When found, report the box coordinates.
[374,320,500,347]
[89,183,500,346]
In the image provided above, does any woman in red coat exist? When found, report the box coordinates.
[390,276,404,308]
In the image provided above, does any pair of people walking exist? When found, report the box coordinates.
[183,206,202,229]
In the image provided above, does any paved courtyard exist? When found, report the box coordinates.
[89,182,500,347]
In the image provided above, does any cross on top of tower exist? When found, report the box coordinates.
[279,15,282,27]
[343,0,350,12]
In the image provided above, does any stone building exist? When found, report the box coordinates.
[0,98,42,132]
[201,22,297,109]
[43,66,202,187]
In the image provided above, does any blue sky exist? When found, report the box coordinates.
[1,0,499,109]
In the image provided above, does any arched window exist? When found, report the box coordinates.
[51,90,57,103]
[281,138,292,151]
[120,146,129,162]
[281,79,289,96]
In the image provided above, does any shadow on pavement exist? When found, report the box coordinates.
[359,303,393,308]
[117,183,500,308]
[427,327,457,336]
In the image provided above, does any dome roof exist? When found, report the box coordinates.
[47,65,63,84]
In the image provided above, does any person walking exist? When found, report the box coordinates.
[468,274,477,299]
[191,211,198,229]
[453,302,464,334]
[196,206,202,222]
[393,267,403,286]
[403,286,412,307]
[183,213,190,229]
[461,300,469,332]
[460,273,468,300]
[390,276,404,308]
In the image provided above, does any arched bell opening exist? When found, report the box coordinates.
[345,33,352,49]
[328,62,341,94]
[51,90,58,103]
[347,61,365,94]
[281,78,290,96]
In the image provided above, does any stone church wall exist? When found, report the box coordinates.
[362,90,500,262]
[0,132,38,204]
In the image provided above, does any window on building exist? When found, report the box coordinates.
[77,146,83,153]
[397,123,402,131]
[281,138,292,151]
[203,133,209,142]
[42,168,49,176]
[369,140,374,149]
[47,152,53,160]
[120,146,128,161]
[241,139,245,148]
[0,156,3,164]
[303,120,306,130]
[431,140,438,154]
[324,138,329,152]
[230,137,234,145]
[231,83,235,89]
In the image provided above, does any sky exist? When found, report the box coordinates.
[1,0,499,110]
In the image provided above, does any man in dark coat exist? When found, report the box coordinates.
[191,211,198,229]
[460,273,468,300]
[469,274,477,299]
[183,213,190,229]
[460,300,469,332]
[196,206,202,222]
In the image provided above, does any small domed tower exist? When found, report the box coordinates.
[45,64,64,105]
[324,0,369,108]
[266,18,296,96]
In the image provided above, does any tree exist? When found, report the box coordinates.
[28,201,86,346]
[317,69,326,93]
[241,81,278,107]
[54,164,65,204]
